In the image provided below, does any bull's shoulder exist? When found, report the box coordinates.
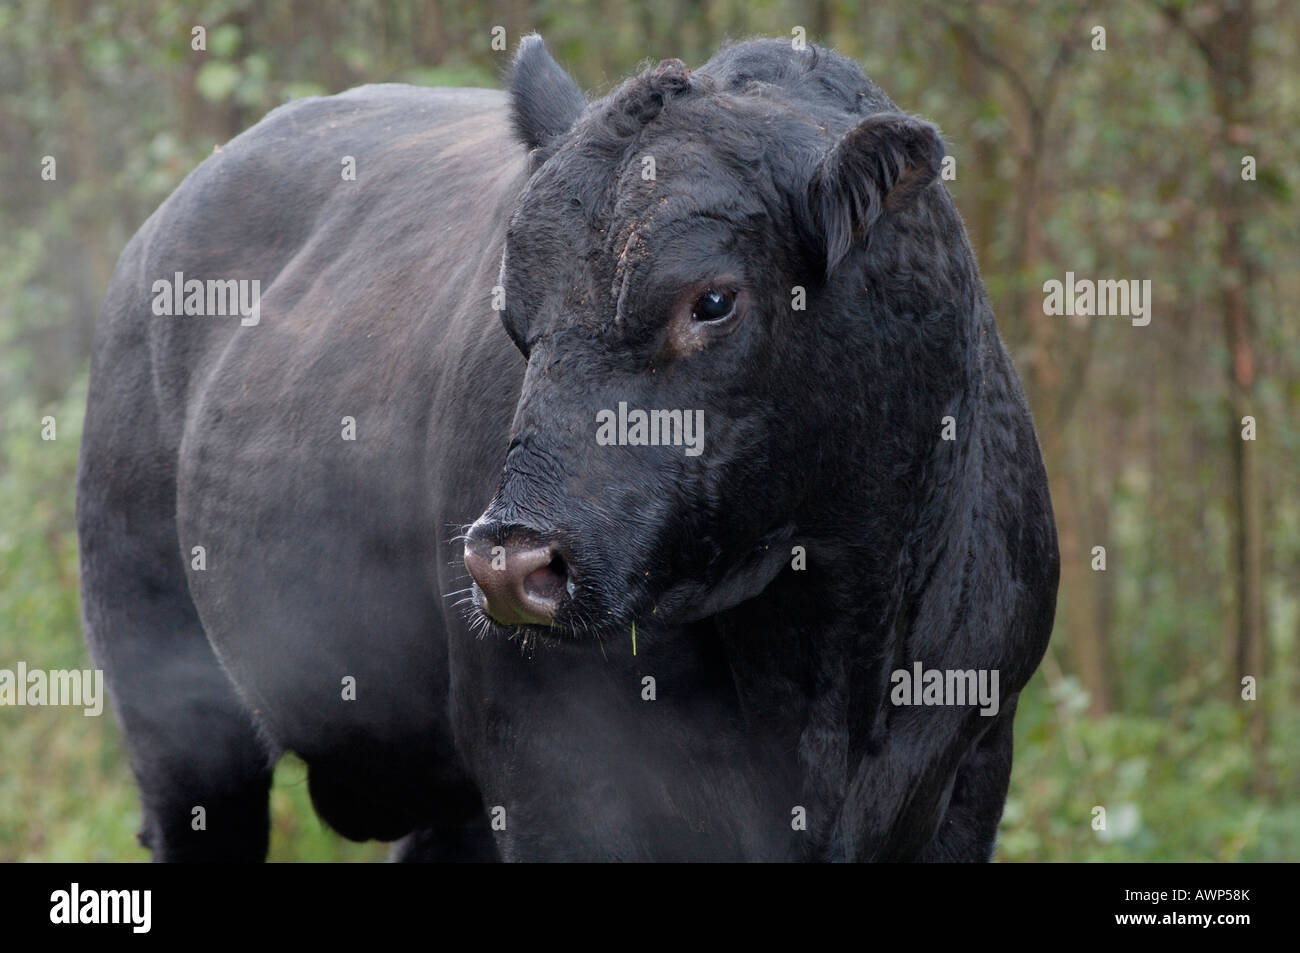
[97,83,521,440]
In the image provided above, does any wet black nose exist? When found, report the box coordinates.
[464,527,569,626]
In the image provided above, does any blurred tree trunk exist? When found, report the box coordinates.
[942,8,1112,715]
[1215,7,1267,767]
[1214,5,1264,706]
[811,0,833,41]
[1161,0,1268,784]
[952,28,1000,275]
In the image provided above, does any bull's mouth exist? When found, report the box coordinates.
[458,523,796,652]
[460,588,641,652]
[461,551,650,649]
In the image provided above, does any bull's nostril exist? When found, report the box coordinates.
[523,553,568,606]
[463,528,572,627]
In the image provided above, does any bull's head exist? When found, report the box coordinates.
[464,36,958,643]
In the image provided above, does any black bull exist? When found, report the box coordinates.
[76,37,1058,861]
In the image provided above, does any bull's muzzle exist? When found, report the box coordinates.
[464,525,571,626]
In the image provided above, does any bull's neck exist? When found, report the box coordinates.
[715,307,989,857]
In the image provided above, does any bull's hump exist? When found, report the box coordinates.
[697,38,894,121]
[139,82,524,413]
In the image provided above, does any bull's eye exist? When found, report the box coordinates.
[692,289,736,323]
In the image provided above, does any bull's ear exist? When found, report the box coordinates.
[508,34,586,153]
[805,113,944,277]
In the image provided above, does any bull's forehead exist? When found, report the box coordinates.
[505,154,761,335]
[509,115,785,275]
[502,89,817,338]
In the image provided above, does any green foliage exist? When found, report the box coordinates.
[1001,667,1298,862]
